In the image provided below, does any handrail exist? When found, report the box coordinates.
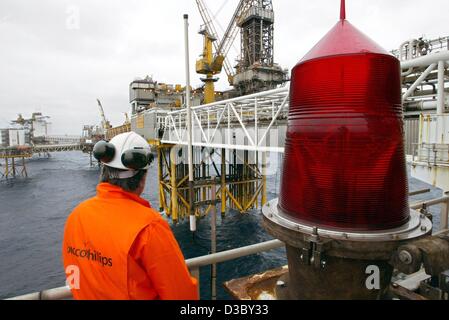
[410,196,449,210]
[7,286,73,301]
[186,239,283,269]
[6,240,284,300]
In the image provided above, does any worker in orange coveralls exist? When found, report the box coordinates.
[62,132,198,300]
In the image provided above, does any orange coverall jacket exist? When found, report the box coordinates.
[62,183,198,300]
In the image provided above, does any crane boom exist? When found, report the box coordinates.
[195,0,250,84]
[215,0,250,71]
[96,99,110,132]
[195,0,232,76]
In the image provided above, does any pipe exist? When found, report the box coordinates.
[404,100,439,112]
[401,51,449,70]
[438,60,446,115]
[402,63,437,101]
[400,39,418,76]
[184,14,196,232]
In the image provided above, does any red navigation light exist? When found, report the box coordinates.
[278,1,410,231]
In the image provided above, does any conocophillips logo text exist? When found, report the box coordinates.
[67,246,113,267]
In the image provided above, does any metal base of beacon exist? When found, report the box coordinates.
[262,199,432,300]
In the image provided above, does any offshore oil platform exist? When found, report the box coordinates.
[0,113,83,180]
[6,0,449,300]
[127,0,290,221]
[0,97,134,180]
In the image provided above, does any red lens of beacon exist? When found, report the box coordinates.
[278,20,410,231]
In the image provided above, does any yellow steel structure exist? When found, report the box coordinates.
[195,0,252,88]
[156,144,267,223]
[105,123,131,141]
[0,148,32,180]
[196,29,224,104]
[152,0,274,222]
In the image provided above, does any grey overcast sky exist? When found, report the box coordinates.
[0,0,448,134]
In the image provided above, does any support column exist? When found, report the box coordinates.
[12,158,16,177]
[21,157,28,178]
[5,158,9,179]
[244,150,249,210]
[261,152,267,207]
[158,146,164,212]
[221,149,226,216]
[437,60,446,145]
[202,156,207,203]
[440,200,449,231]
[170,147,178,223]
[437,60,446,116]
[210,180,217,300]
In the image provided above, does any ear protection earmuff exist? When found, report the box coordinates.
[93,141,154,170]
[121,148,154,170]
[93,141,115,163]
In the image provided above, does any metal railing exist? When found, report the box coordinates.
[33,144,82,153]
[414,143,449,166]
[7,239,284,300]
[6,196,449,300]
[161,87,289,153]
[410,196,449,231]
[391,37,449,61]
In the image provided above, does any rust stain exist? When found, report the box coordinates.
[223,266,288,300]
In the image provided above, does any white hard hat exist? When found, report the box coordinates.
[93,132,153,173]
